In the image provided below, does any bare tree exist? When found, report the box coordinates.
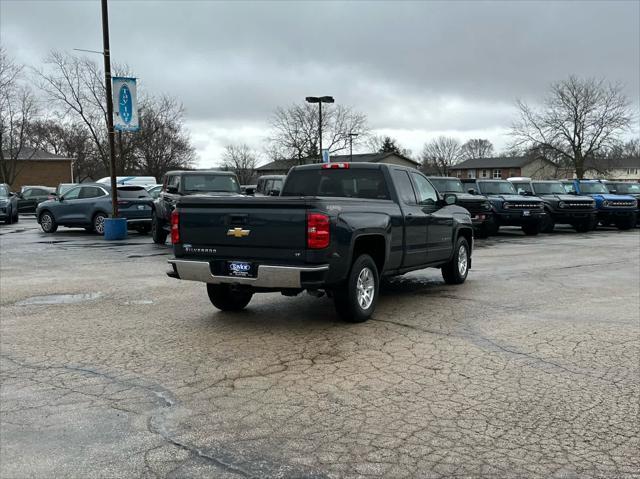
[0,48,39,185]
[132,96,195,180]
[268,103,368,163]
[460,138,494,160]
[35,51,135,174]
[511,76,634,178]
[221,144,258,184]
[420,136,462,176]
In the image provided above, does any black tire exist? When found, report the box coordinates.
[573,220,591,233]
[442,236,470,285]
[540,213,555,233]
[4,207,13,224]
[615,215,636,231]
[522,223,540,236]
[39,211,58,233]
[206,284,253,311]
[152,213,167,244]
[333,254,379,323]
[93,212,107,235]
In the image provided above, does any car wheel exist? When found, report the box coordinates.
[93,212,107,235]
[442,236,470,285]
[152,213,168,244]
[5,207,13,224]
[540,213,554,233]
[206,284,253,311]
[39,211,58,233]
[522,223,540,236]
[333,254,379,323]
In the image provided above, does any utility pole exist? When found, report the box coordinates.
[101,0,118,217]
[348,132,359,162]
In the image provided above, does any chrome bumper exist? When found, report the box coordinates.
[168,259,329,288]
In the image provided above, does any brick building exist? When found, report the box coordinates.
[1,148,74,191]
[449,156,559,180]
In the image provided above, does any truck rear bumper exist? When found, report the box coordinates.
[167,259,329,289]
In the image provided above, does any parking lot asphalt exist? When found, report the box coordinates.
[1,217,639,479]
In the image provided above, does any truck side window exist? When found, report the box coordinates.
[411,173,438,205]
[391,170,417,205]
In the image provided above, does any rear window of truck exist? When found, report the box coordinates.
[282,169,390,200]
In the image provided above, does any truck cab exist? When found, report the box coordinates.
[462,179,545,235]
[603,181,640,225]
[562,180,637,230]
[507,178,597,232]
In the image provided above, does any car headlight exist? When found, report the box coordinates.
[602,200,610,207]
[558,201,566,208]
[503,201,510,209]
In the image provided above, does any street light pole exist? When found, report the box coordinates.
[348,132,359,162]
[100,0,118,217]
[305,96,334,163]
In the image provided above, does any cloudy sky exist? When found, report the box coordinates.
[2,0,639,167]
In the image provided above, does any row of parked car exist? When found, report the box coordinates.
[1,169,638,242]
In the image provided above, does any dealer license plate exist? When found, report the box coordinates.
[227,261,253,277]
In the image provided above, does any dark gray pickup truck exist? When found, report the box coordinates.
[167,163,474,322]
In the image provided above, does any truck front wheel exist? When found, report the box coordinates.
[333,254,379,323]
[152,213,168,244]
[206,284,253,311]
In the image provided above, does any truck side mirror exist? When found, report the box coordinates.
[269,189,281,196]
[467,188,476,195]
[443,193,456,205]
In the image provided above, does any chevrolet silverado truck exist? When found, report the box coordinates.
[427,176,496,238]
[561,180,637,230]
[167,163,474,322]
[507,178,597,232]
[461,179,545,235]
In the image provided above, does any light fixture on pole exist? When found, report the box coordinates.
[348,132,359,162]
[305,96,334,162]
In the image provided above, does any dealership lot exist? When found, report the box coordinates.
[1,218,638,478]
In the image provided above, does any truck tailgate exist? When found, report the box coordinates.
[177,196,309,251]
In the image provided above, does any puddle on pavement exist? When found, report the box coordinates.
[16,292,103,306]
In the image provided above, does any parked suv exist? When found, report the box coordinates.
[603,181,640,226]
[16,186,56,214]
[427,176,495,237]
[36,184,153,234]
[508,178,596,232]
[462,179,545,235]
[152,170,242,244]
[0,183,19,224]
[562,180,637,230]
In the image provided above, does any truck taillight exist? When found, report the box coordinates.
[171,209,180,244]
[307,213,330,249]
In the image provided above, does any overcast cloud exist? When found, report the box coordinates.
[2,0,639,167]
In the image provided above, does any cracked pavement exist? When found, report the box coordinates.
[1,218,639,478]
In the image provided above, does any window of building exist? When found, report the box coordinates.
[509,169,519,178]
[481,169,489,178]
[493,169,502,179]
[468,170,476,179]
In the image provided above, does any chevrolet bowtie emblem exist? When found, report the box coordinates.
[227,227,250,238]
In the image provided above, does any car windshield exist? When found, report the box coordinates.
[478,181,517,195]
[282,168,390,199]
[182,175,241,193]
[612,183,640,194]
[533,182,566,195]
[0,185,9,197]
[579,183,609,194]
[429,178,464,193]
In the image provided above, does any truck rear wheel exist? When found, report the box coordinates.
[442,236,470,285]
[206,284,253,311]
[333,254,379,323]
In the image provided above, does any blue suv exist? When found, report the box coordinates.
[561,180,637,230]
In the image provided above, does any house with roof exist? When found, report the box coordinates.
[449,156,559,180]
[1,148,74,191]
[584,157,640,182]
[256,152,419,177]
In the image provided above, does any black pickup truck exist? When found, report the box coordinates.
[167,163,474,322]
